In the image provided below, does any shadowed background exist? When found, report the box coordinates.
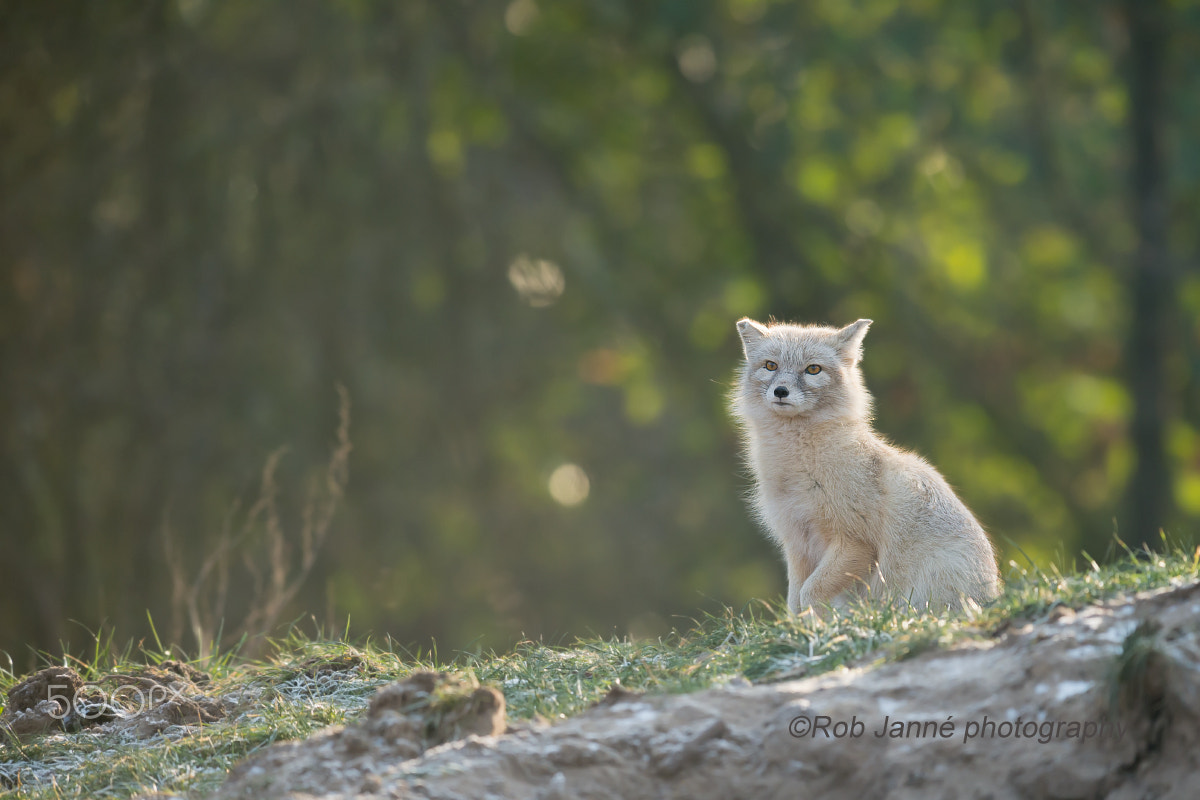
[2,0,1198,666]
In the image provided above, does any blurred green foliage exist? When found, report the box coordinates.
[1,0,1198,664]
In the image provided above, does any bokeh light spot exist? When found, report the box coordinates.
[676,36,717,83]
[505,0,539,36]
[508,255,565,307]
[549,463,590,507]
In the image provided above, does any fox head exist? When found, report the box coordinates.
[732,318,873,424]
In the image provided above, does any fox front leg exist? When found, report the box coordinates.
[790,537,875,617]
[782,541,816,618]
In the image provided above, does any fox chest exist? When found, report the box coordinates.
[759,470,836,539]
[757,460,870,542]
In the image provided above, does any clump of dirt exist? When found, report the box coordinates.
[0,666,84,737]
[0,662,226,741]
[207,582,1200,800]
[295,653,366,678]
[367,670,505,744]
[218,671,506,799]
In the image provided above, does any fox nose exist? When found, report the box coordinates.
[774,386,789,398]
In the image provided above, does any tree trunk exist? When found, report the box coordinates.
[1122,0,1173,550]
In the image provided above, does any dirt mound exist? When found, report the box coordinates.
[217,671,506,799]
[1,661,226,740]
[209,581,1200,799]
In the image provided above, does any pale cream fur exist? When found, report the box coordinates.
[731,317,1001,616]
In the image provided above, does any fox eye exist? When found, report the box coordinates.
[805,364,822,375]
[764,361,778,371]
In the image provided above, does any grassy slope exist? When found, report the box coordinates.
[1,543,1197,799]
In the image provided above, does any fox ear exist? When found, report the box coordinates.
[736,318,769,357]
[836,319,872,364]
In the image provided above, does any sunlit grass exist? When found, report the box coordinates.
[1,538,1196,799]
